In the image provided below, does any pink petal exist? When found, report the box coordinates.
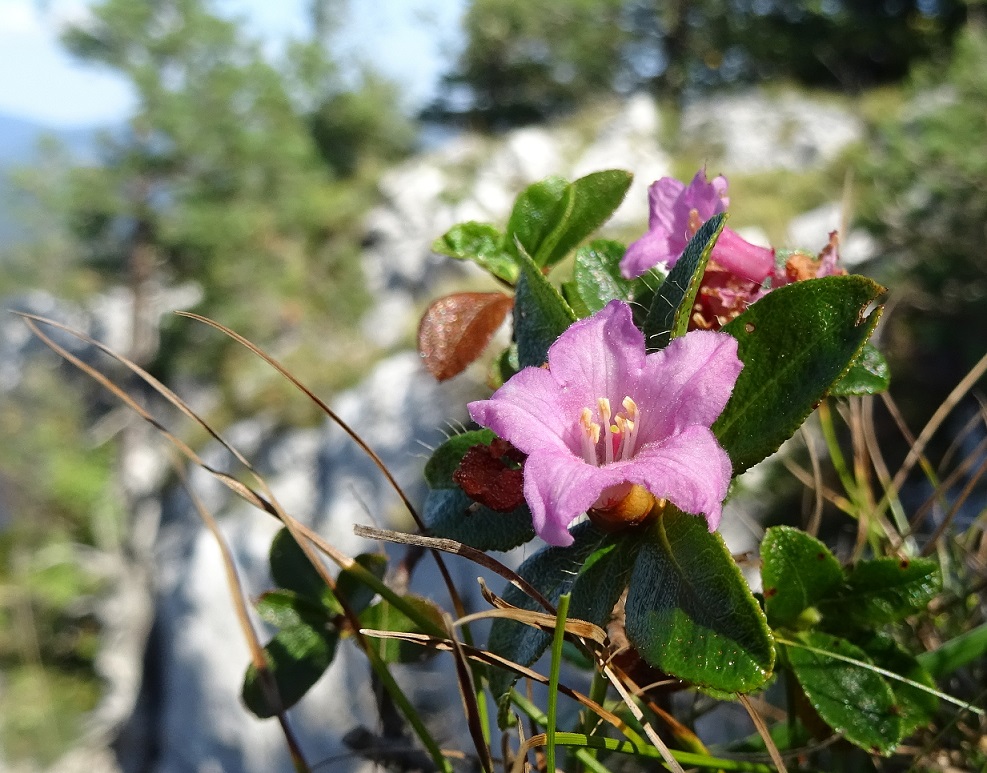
[647,176,686,230]
[622,225,676,279]
[622,425,733,530]
[711,228,776,283]
[545,300,645,405]
[634,330,742,442]
[521,452,613,546]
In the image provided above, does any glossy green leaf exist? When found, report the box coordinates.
[513,247,576,368]
[786,631,902,755]
[713,275,885,474]
[537,170,633,267]
[821,556,940,628]
[242,613,339,718]
[624,507,775,693]
[432,221,517,284]
[424,429,497,489]
[487,522,609,710]
[760,526,843,629]
[565,239,634,315]
[359,594,445,664]
[507,176,570,264]
[507,171,633,269]
[829,342,891,396]
[422,487,534,552]
[858,633,938,736]
[644,213,725,351]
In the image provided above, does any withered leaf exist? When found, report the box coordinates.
[418,292,513,381]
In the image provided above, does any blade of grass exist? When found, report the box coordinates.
[545,593,571,773]
[737,693,787,773]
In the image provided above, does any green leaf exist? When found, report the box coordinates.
[255,590,334,629]
[624,507,775,693]
[829,342,891,396]
[242,614,339,718]
[565,239,634,316]
[432,221,518,284]
[422,487,535,552]
[760,526,843,629]
[487,523,609,710]
[335,553,388,616]
[424,429,497,489]
[269,528,331,606]
[359,594,445,664]
[644,213,726,351]
[568,534,642,628]
[858,633,938,736]
[513,247,576,368]
[918,621,987,678]
[713,275,885,474]
[821,556,940,628]
[507,176,571,265]
[786,630,902,755]
[508,171,633,269]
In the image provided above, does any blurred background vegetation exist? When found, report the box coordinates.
[1,0,985,766]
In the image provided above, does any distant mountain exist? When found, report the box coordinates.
[0,112,105,168]
[0,113,111,247]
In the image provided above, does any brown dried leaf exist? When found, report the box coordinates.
[418,292,513,381]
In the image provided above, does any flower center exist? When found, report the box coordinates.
[578,396,640,466]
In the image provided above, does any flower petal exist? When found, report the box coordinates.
[622,224,675,278]
[646,176,685,230]
[521,450,615,546]
[634,330,742,442]
[710,227,775,283]
[468,365,574,456]
[622,425,733,531]
[545,300,645,409]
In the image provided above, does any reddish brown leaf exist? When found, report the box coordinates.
[418,292,513,381]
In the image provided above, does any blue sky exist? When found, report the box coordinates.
[0,0,465,127]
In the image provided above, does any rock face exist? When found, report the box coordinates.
[17,89,872,773]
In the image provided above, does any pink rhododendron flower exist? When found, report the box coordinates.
[621,170,775,284]
[467,300,742,547]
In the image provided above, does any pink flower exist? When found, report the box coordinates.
[467,301,742,547]
[621,170,775,284]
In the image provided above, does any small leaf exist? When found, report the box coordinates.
[858,633,938,736]
[508,171,633,269]
[821,556,941,628]
[432,221,518,284]
[335,553,388,616]
[513,247,576,368]
[566,239,635,316]
[242,616,339,718]
[786,631,902,755]
[507,177,571,265]
[760,526,843,629]
[269,528,331,606]
[538,170,634,267]
[359,594,445,664]
[418,292,513,381]
[487,523,609,708]
[255,590,334,629]
[829,342,891,396]
[624,507,775,693]
[644,213,726,351]
[569,535,642,628]
[713,275,885,474]
[422,487,534,552]
[425,429,497,489]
